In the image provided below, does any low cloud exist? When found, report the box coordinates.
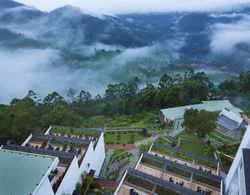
[0,48,111,103]
[16,0,250,14]
[210,15,250,53]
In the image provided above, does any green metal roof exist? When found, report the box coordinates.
[0,149,56,195]
[160,100,243,121]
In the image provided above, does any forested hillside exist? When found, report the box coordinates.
[1,70,250,143]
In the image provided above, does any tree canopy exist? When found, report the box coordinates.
[183,109,217,138]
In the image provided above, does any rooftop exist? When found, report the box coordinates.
[0,149,56,195]
[50,125,103,138]
[152,143,218,164]
[216,115,241,131]
[160,100,243,121]
[216,109,243,131]
[142,153,222,183]
[125,168,200,195]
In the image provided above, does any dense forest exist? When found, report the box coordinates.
[1,70,250,143]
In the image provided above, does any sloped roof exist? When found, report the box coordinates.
[160,100,242,121]
[216,115,240,131]
[0,149,56,195]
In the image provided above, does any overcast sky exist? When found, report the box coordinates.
[16,0,250,14]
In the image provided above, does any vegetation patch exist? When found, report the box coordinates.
[105,130,149,144]
[108,171,119,181]
[108,149,131,166]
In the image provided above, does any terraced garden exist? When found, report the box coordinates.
[104,131,150,144]
[207,130,235,145]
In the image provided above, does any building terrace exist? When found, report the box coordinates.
[151,143,219,173]
[25,133,90,162]
[118,168,200,195]
[139,153,222,194]
[49,125,102,142]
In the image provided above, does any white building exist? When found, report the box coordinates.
[225,125,250,195]
[0,149,59,195]
[160,100,242,125]
[216,109,243,131]
[2,125,106,195]
[159,100,243,136]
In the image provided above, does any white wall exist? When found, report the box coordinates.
[56,157,81,195]
[34,157,59,195]
[35,177,54,195]
[80,132,106,177]
[225,125,250,194]
[21,133,33,146]
[114,170,128,195]
[91,131,106,177]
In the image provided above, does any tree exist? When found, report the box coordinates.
[46,105,80,126]
[239,71,250,92]
[158,74,173,89]
[183,109,217,138]
[43,92,66,105]
[76,173,94,195]
[77,90,92,103]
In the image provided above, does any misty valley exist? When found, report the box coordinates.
[0,0,250,103]
[1,1,250,195]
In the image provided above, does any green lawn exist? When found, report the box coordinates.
[155,137,172,146]
[177,131,207,155]
[179,139,206,155]
[104,131,147,144]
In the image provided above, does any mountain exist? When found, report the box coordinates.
[0,0,23,9]
[0,1,250,72]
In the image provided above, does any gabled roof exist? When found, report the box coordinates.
[160,100,242,121]
[216,109,243,131]
[0,149,56,195]
[216,115,241,131]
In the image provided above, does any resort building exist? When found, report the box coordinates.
[159,100,243,136]
[2,125,105,195]
[0,149,58,195]
[215,109,245,140]
[225,125,250,195]
[115,142,223,195]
